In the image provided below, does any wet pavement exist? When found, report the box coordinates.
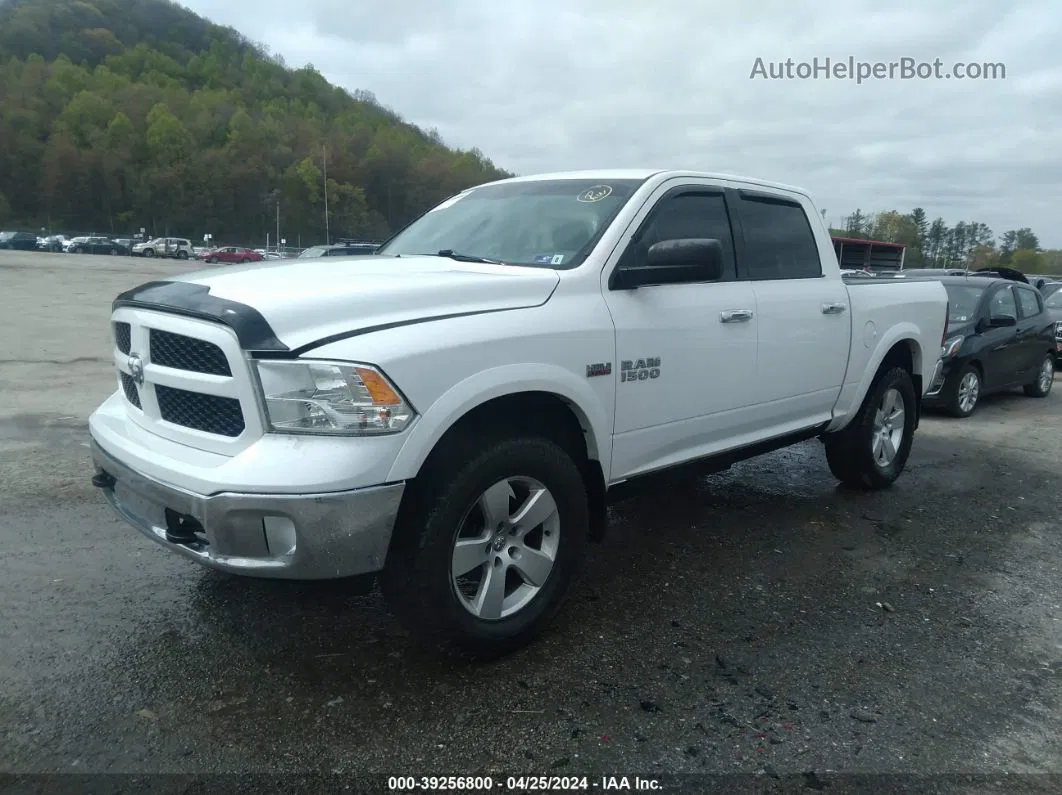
[2,251,1062,793]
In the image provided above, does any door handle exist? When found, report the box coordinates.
[822,302,848,314]
[720,309,754,323]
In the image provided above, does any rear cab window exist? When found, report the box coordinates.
[737,193,822,280]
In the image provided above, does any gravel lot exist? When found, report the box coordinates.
[2,250,1061,793]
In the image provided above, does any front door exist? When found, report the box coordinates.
[1014,284,1047,378]
[603,184,758,481]
[980,284,1022,389]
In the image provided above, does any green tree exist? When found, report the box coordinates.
[0,0,511,241]
[843,209,870,238]
[1011,248,1046,274]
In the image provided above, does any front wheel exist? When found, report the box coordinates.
[824,366,917,490]
[381,435,588,659]
[142,249,154,257]
[946,364,981,417]
[1024,354,1054,397]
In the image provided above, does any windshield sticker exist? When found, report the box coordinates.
[577,185,613,203]
[533,253,567,265]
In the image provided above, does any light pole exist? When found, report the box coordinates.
[323,144,330,245]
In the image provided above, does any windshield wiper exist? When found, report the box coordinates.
[435,249,503,264]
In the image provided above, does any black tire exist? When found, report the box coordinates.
[823,366,917,490]
[1023,354,1054,398]
[381,435,589,659]
[945,363,981,418]
[176,250,189,260]
[142,249,154,257]
[109,248,117,256]
[208,256,219,264]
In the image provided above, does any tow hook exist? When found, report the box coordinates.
[91,471,116,489]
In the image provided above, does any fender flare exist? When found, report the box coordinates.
[830,324,924,432]
[386,363,612,481]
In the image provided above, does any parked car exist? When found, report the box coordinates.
[922,275,1055,416]
[298,240,380,258]
[69,236,130,256]
[88,169,949,657]
[198,246,264,264]
[1034,280,1061,297]
[37,234,68,252]
[1043,286,1062,365]
[898,268,967,277]
[131,237,192,259]
[0,231,39,250]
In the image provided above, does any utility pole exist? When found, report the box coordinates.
[275,200,280,253]
[323,144,330,245]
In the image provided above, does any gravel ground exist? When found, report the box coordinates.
[1,250,1061,794]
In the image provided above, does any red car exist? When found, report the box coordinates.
[199,246,264,264]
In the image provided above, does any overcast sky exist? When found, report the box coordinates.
[182,0,1062,247]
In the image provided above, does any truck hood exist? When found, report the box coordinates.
[122,255,561,352]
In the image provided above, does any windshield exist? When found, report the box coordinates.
[377,178,645,268]
[943,283,986,324]
[0,232,13,240]
[1045,289,1062,309]
[299,246,328,258]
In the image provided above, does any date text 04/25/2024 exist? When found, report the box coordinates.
[387,775,662,791]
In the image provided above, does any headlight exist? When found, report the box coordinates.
[253,359,415,435]
[941,334,964,358]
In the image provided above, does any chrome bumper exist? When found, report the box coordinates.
[925,358,946,397]
[90,436,404,579]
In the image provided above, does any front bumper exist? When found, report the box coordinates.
[924,357,947,399]
[90,436,405,579]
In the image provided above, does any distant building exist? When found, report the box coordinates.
[832,236,906,271]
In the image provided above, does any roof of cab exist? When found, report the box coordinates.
[479,169,812,198]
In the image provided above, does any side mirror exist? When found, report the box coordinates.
[614,238,724,289]
[987,314,1017,328]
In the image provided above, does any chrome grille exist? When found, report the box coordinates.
[149,329,231,376]
[110,308,261,454]
[156,385,244,437]
[114,322,131,354]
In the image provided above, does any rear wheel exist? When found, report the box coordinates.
[1024,354,1054,397]
[824,366,917,490]
[946,364,981,417]
[381,435,588,659]
[176,250,189,260]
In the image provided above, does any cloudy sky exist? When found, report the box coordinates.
[181,0,1062,246]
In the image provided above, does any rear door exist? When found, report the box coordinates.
[602,181,758,480]
[981,285,1022,388]
[733,190,850,428]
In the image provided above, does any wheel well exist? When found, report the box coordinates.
[419,392,608,542]
[877,339,921,394]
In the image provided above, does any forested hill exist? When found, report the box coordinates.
[0,0,512,243]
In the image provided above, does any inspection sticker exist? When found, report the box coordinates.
[577,185,612,202]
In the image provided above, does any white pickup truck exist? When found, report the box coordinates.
[89,169,949,657]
